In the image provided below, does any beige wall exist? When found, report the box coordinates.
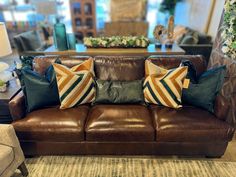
[186,0,214,33]
[207,0,225,39]
[178,0,224,38]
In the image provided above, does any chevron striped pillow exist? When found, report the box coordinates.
[53,58,96,109]
[144,60,188,108]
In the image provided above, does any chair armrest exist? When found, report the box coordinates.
[214,94,230,121]
[0,124,21,148]
[9,91,26,121]
[0,124,25,166]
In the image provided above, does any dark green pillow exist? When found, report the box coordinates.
[95,80,144,104]
[20,65,60,112]
[181,61,226,113]
[20,31,42,51]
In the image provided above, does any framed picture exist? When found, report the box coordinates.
[110,0,147,21]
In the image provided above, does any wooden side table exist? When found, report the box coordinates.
[0,79,21,124]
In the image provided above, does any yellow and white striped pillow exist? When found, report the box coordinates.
[143,60,188,108]
[53,58,96,109]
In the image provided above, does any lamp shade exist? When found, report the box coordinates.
[0,23,12,57]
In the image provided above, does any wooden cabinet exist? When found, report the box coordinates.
[70,0,96,41]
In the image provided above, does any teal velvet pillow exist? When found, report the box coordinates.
[181,61,226,113]
[95,80,144,104]
[19,65,60,112]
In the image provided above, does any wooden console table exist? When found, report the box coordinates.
[42,43,185,56]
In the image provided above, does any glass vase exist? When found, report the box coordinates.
[53,23,68,51]
[67,33,76,50]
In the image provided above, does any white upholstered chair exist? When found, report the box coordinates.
[0,124,28,177]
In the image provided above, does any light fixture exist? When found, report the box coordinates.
[0,22,13,82]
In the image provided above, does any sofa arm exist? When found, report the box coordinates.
[214,94,230,121]
[9,91,26,121]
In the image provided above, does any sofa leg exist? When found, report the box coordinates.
[18,162,28,176]
[205,155,222,158]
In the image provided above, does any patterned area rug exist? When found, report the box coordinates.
[12,156,236,177]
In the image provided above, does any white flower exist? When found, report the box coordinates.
[222,46,230,53]
[84,38,92,46]
[230,18,235,25]
[225,39,232,46]
[221,30,227,38]
[101,41,107,46]
[141,40,146,47]
[224,2,230,11]
[229,27,234,33]
[122,40,127,45]
[136,40,141,46]
[230,0,236,5]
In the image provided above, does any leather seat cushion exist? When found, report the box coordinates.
[0,145,14,175]
[151,106,235,142]
[85,105,155,141]
[13,106,89,142]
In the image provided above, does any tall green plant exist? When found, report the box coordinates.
[221,0,236,60]
[159,0,183,15]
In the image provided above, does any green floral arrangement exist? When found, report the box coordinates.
[84,36,150,48]
[221,0,236,60]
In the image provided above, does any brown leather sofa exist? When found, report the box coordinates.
[9,55,235,157]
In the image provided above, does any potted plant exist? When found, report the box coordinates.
[159,0,183,16]
[0,80,6,92]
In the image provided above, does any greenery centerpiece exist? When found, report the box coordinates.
[221,0,236,60]
[83,36,150,48]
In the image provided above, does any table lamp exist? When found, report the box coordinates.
[0,22,12,83]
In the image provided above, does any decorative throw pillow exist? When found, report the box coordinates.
[95,80,144,104]
[19,31,43,51]
[180,60,226,113]
[53,58,96,109]
[19,65,60,112]
[144,60,188,108]
[145,60,167,77]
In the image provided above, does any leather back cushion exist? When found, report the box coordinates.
[34,55,206,78]
[94,56,145,81]
[33,56,91,75]
[148,55,207,76]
